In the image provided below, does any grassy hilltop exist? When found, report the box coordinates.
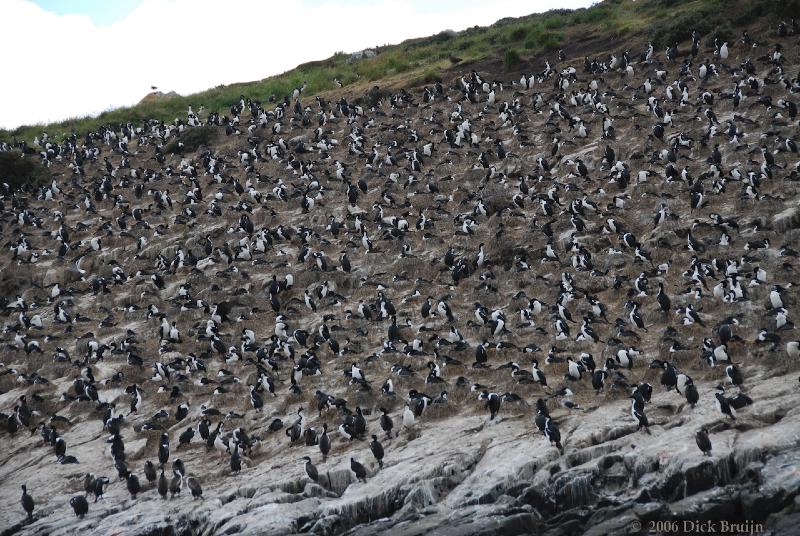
[0,0,796,143]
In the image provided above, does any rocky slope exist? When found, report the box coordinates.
[1,9,800,536]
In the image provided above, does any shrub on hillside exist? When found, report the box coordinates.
[457,38,474,51]
[164,125,216,154]
[732,0,800,24]
[412,70,441,87]
[783,0,800,17]
[652,8,717,47]
[507,27,528,42]
[541,31,564,50]
[0,150,48,190]
[543,14,569,29]
[706,22,734,47]
[431,30,455,43]
[572,6,609,25]
[480,183,512,216]
[356,86,392,108]
[504,49,522,69]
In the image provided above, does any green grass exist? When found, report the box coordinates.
[0,0,789,144]
[504,49,523,69]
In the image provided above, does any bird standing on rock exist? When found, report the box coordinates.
[126,471,140,500]
[696,428,712,456]
[158,469,168,499]
[544,417,563,454]
[319,424,331,460]
[380,408,394,439]
[351,458,368,483]
[70,495,89,518]
[21,485,34,521]
[303,456,318,482]
[630,390,650,434]
[187,477,203,499]
[370,435,385,469]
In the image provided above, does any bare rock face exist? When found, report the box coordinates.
[774,204,800,232]
[138,91,181,105]
[1,9,800,536]
[349,49,377,62]
[463,167,488,183]
[497,156,522,178]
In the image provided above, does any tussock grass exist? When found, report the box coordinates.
[504,49,523,69]
[0,150,48,190]
[164,125,218,154]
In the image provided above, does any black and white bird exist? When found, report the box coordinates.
[478,391,501,420]
[380,408,394,439]
[715,390,736,420]
[630,390,650,433]
[543,417,563,453]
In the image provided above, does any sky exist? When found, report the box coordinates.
[1,0,594,130]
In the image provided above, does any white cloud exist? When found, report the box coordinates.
[0,0,592,129]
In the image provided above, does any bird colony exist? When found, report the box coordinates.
[1,19,800,536]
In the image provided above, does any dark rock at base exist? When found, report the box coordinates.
[631,501,669,522]
[583,511,639,536]
[669,486,740,522]
[515,484,556,515]
[684,459,716,495]
[765,510,800,536]
[760,451,800,510]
